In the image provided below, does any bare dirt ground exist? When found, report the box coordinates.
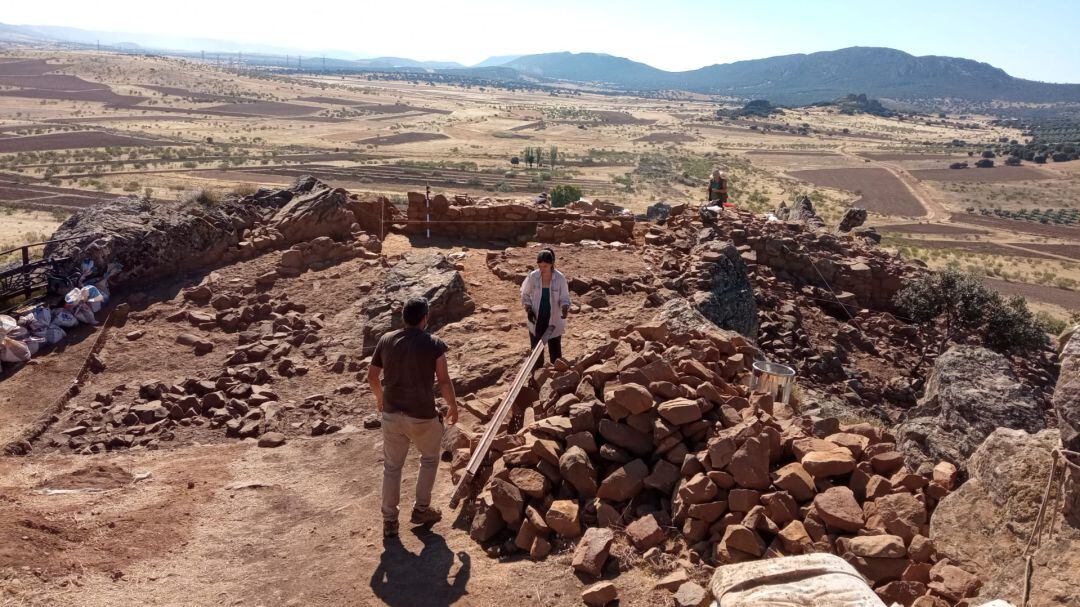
[787,167,926,217]
[1,232,679,606]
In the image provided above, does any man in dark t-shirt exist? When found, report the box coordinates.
[368,297,458,538]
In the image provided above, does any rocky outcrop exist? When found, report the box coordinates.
[895,346,1044,471]
[775,195,825,230]
[44,195,276,291]
[360,252,475,354]
[931,428,1078,607]
[1055,327,1080,451]
[267,178,360,245]
[687,240,758,338]
[837,207,868,232]
[44,176,390,293]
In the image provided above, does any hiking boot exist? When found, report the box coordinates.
[410,506,443,526]
[383,520,399,538]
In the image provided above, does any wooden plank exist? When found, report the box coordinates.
[449,327,552,509]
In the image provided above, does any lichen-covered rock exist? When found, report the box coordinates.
[931,428,1077,607]
[895,345,1044,471]
[1054,326,1080,451]
[775,195,825,230]
[686,240,758,338]
[837,207,868,233]
[360,252,475,354]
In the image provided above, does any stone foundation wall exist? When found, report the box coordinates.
[404,192,633,243]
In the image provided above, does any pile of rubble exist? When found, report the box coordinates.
[403,192,633,243]
[456,300,975,607]
[36,275,375,454]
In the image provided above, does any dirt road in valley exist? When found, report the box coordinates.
[839,148,949,221]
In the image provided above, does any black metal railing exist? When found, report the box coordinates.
[0,235,90,313]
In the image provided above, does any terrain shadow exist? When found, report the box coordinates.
[370,528,471,606]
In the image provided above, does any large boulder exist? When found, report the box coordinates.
[1055,326,1080,451]
[651,297,741,347]
[895,346,1044,471]
[931,428,1078,607]
[837,207,868,233]
[688,240,758,338]
[360,252,475,354]
[43,195,275,291]
[268,178,358,245]
[774,195,825,230]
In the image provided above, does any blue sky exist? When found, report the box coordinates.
[6,0,1080,82]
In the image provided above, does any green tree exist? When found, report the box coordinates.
[894,269,1048,358]
[522,147,535,168]
[549,145,559,170]
[549,184,582,207]
[534,147,545,168]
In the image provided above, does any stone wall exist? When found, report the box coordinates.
[404,192,633,244]
[715,215,920,311]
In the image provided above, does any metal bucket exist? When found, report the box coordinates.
[750,360,796,405]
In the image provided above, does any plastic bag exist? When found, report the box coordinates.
[6,325,28,340]
[18,306,51,330]
[21,336,46,356]
[1,336,31,363]
[79,259,95,284]
[52,308,78,328]
[0,314,17,334]
[73,304,97,325]
[65,286,106,313]
[34,324,66,345]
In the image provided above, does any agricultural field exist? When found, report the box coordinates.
[0,49,1075,325]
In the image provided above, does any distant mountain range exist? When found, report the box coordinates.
[3,21,1080,105]
[491,48,1080,104]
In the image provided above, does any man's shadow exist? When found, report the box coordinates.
[370,528,470,607]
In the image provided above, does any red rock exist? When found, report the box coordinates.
[707,435,736,469]
[530,535,551,559]
[902,563,933,584]
[777,520,814,554]
[610,383,654,415]
[687,500,728,522]
[877,581,927,607]
[654,569,690,591]
[792,437,842,459]
[572,527,614,577]
[581,581,618,606]
[489,478,524,525]
[813,486,864,533]
[674,581,710,607]
[678,473,718,505]
[658,397,702,425]
[514,519,539,551]
[545,500,581,537]
[721,524,766,557]
[559,446,598,497]
[826,432,870,458]
[643,459,681,494]
[597,459,648,502]
[843,554,910,584]
[801,449,856,477]
[727,488,761,512]
[870,451,906,475]
[911,597,950,607]
[875,492,927,542]
[864,475,893,500]
[928,562,982,602]
[772,462,816,501]
[508,467,549,499]
[729,435,771,490]
[907,535,935,563]
[626,513,666,550]
[847,534,906,558]
[760,491,798,526]
[932,461,958,490]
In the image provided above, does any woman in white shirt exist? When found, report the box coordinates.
[520,248,572,367]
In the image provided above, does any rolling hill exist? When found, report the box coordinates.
[500,47,1080,104]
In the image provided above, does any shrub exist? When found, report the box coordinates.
[231,183,259,197]
[549,184,582,208]
[894,269,1048,355]
[179,187,221,206]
